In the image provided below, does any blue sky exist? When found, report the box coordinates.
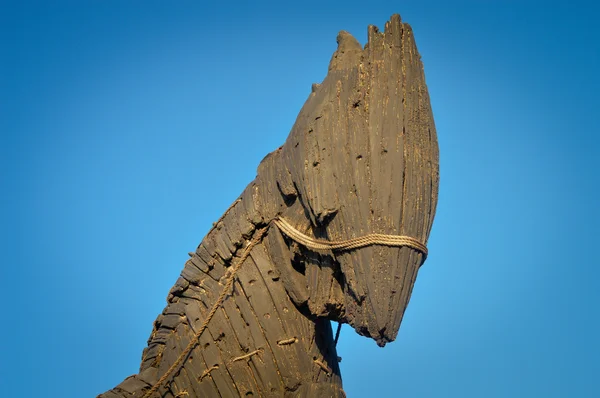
[2,1,599,397]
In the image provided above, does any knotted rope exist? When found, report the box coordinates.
[142,217,427,397]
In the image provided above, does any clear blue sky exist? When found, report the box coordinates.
[2,1,599,397]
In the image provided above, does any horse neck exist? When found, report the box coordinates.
[126,193,344,397]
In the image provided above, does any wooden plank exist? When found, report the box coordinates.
[97,390,123,398]
[230,280,284,394]
[240,183,264,225]
[114,376,150,395]
[137,367,158,387]
[214,229,235,262]
[249,243,322,384]
[194,317,239,396]
[159,314,185,330]
[151,327,174,345]
[219,201,244,249]
[156,328,181,385]
[180,261,204,285]
[174,323,220,397]
[185,272,261,397]
[230,198,256,239]
[305,251,337,317]
[196,243,225,281]
[264,225,309,306]
[235,244,309,390]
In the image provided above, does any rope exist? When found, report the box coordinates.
[313,358,332,374]
[277,337,298,345]
[142,225,269,398]
[230,349,263,363]
[142,217,427,396]
[198,365,219,382]
[273,217,427,258]
[334,322,342,346]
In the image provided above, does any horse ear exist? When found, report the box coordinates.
[328,31,362,72]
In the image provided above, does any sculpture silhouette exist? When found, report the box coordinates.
[99,13,439,398]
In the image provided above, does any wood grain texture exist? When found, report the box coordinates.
[99,13,438,397]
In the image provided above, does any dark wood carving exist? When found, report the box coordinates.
[99,13,439,398]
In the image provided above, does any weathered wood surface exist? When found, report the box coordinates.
[100,13,438,397]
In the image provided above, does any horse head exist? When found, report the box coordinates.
[255,14,439,347]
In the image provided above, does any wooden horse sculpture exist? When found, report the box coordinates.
[100,14,439,398]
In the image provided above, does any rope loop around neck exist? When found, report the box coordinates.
[273,217,427,259]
